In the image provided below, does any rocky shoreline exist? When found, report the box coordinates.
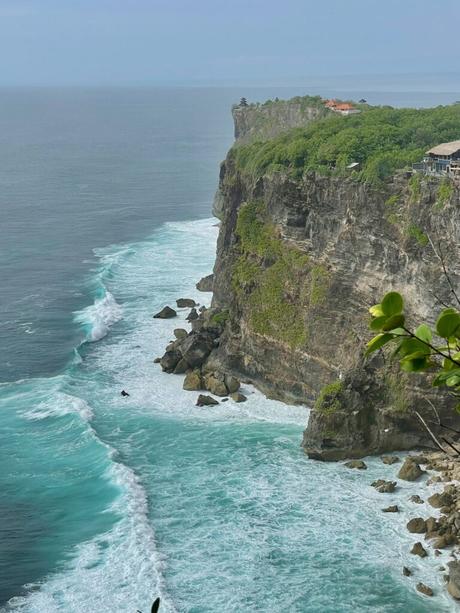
[346,451,460,602]
[153,282,460,605]
[153,282,248,407]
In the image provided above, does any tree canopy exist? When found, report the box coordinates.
[231,104,460,184]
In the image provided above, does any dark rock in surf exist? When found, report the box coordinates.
[196,274,214,292]
[153,306,177,319]
[176,298,197,308]
[196,394,219,407]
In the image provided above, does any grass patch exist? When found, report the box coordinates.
[232,201,321,349]
[407,225,429,246]
[315,381,343,414]
[435,178,454,210]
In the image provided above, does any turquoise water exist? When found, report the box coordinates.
[2,85,460,612]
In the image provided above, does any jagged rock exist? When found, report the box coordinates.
[410,495,424,504]
[398,458,424,481]
[153,306,177,319]
[381,455,400,465]
[196,274,214,292]
[153,357,161,363]
[447,561,460,599]
[407,518,427,534]
[426,517,439,533]
[222,398,229,402]
[403,566,412,577]
[176,298,197,308]
[173,358,189,374]
[224,375,240,394]
[180,333,214,368]
[344,460,367,470]
[433,536,450,549]
[203,373,228,397]
[230,392,247,403]
[382,505,399,513]
[160,350,181,373]
[411,542,428,557]
[409,454,429,464]
[428,492,454,509]
[174,328,188,340]
[183,370,203,391]
[416,583,433,597]
[371,479,397,493]
[186,308,199,322]
[196,394,219,407]
[427,476,442,485]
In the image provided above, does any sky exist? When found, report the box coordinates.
[0,0,459,86]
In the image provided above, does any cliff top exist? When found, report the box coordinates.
[230,97,460,184]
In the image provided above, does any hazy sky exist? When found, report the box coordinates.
[0,0,459,86]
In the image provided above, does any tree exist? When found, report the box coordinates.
[366,290,460,453]
[239,97,248,107]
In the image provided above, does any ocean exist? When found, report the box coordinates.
[1,83,460,612]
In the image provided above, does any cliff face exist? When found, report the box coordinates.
[232,98,327,143]
[208,104,460,460]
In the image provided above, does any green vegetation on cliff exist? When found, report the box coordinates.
[315,380,343,414]
[231,104,460,183]
[232,201,330,348]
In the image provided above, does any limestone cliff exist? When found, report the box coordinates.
[232,96,328,143]
[208,99,460,460]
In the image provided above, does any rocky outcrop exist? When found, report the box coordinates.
[232,97,328,143]
[206,99,460,460]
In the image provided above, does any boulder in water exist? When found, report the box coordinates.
[196,394,219,407]
[176,298,197,308]
[153,306,177,319]
[381,455,400,465]
[398,458,424,481]
[344,460,367,470]
[416,583,433,597]
[230,392,247,403]
[382,505,399,513]
[411,542,428,557]
[406,518,427,533]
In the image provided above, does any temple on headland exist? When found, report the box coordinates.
[324,99,361,116]
[413,140,460,178]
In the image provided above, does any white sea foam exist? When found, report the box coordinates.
[5,451,175,613]
[23,392,94,422]
[8,217,457,612]
[74,290,123,342]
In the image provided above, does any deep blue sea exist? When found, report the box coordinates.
[1,83,460,612]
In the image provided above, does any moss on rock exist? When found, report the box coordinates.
[315,380,343,414]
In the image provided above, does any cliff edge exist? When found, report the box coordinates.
[209,96,460,459]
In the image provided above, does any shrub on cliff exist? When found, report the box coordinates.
[366,291,460,449]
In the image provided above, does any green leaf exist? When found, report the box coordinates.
[370,315,388,331]
[382,314,405,331]
[436,310,460,339]
[398,337,430,358]
[415,324,432,344]
[446,375,460,387]
[365,333,395,355]
[400,357,429,372]
[369,304,384,317]
[381,292,403,317]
